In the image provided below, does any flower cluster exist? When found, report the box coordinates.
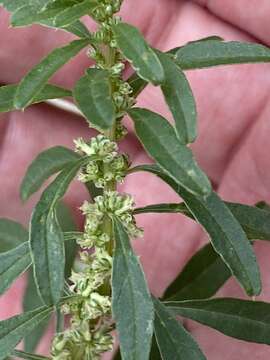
[79,191,143,250]
[51,320,113,360]
[75,135,129,188]
[52,133,142,359]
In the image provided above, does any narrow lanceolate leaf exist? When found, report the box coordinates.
[175,190,261,296]
[74,69,115,130]
[12,349,50,360]
[0,306,52,360]
[0,242,31,295]
[30,211,64,306]
[187,36,224,44]
[168,37,224,57]
[129,108,211,196]
[132,165,261,296]
[157,51,197,144]
[167,298,270,345]
[226,202,270,240]
[63,20,92,38]
[1,0,48,14]
[112,219,154,360]
[153,298,206,360]
[10,1,84,29]
[10,2,66,27]
[134,201,270,241]
[54,0,98,27]
[174,40,270,70]
[56,201,78,278]
[0,84,71,113]
[23,270,51,353]
[14,39,89,109]
[23,201,77,352]
[150,336,162,360]
[1,0,91,38]
[134,203,190,216]
[20,146,80,201]
[0,218,28,252]
[163,243,231,301]
[113,23,164,85]
[30,158,86,305]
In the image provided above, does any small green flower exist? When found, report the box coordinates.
[74,135,118,161]
[75,135,129,189]
[51,321,113,360]
[69,270,102,297]
[81,292,111,319]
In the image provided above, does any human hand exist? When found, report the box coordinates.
[1,1,270,358]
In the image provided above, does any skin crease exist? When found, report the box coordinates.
[1,0,270,358]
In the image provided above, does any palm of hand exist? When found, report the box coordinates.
[1,0,270,358]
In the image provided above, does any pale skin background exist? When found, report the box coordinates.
[1,0,270,358]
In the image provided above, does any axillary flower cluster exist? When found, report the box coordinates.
[51,1,142,358]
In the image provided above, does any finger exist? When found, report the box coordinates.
[136,1,270,185]
[187,86,270,359]
[194,0,270,46]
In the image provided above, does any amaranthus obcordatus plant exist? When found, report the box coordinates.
[1,0,270,359]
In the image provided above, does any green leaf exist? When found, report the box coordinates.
[134,201,270,241]
[157,51,197,144]
[113,23,164,85]
[56,201,78,278]
[188,36,224,44]
[134,203,190,216]
[0,242,31,295]
[54,0,98,27]
[153,298,206,360]
[163,243,231,301]
[1,0,91,38]
[0,84,71,113]
[226,202,270,240]
[74,69,116,130]
[167,298,270,345]
[12,350,49,360]
[112,219,154,360]
[0,305,52,360]
[171,190,261,297]
[128,108,211,196]
[30,158,86,305]
[14,39,89,109]
[149,335,162,360]
[10,1,68,27]
[63,20,92,38]
[31,212,64,306]
[10,1,85,28]
[1,0,47,13]
[20,146,80,201]
[23,201,77,352]
[23,270,51,353]
[132,165,261,296]
[0,218,28,252]
[174,40,270,70]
